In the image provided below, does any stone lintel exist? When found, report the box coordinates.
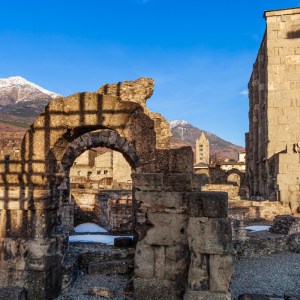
[264,7,300,18]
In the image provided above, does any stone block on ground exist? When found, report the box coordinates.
[114,237,133,247]
[123,279,133,295]
[237,295,269,300]
[0,287,28,300]
[88,260,129,275]
[183,289,231,300]
[285,295,300,300]
[88,287,113,298]
[133,278,185,300]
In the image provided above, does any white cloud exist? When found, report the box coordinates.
[240,90,248,96]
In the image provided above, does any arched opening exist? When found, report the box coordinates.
[56,130,139,232]
[63,130,135,235]
[227,173,241,186]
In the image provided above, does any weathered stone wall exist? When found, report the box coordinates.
[133,173,233,300]
[233,233,300,261]
[96,78,172,149]
[72,190,97,225]
[228,199,292,221]
[202,184,240,198]
[0,77,233,299]
[247,7,300,212]
[94,190,132,232]
[71,189,133,232]
[269,214,300,234]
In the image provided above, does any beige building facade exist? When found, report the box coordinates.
[70,149,131,187]
[196,132,209,164]
[246,7,300,211]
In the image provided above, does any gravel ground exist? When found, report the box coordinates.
[55,273,133,300]
[231,252,300,298]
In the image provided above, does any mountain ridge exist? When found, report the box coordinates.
[0,76,61,127]
[168,120,244,160]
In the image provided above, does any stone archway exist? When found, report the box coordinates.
[0,78,233,300]
[56,129,140,232]
[227,173,241,186]
[226,168,245,186]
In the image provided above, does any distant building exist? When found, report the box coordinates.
[220,162,246,172]
[196,132,209,164]
[70,149,132,189]
[238,151,246,163]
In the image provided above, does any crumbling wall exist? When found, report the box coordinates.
[94,190,132,232]
[228,199,292,221]
[133,174,233,300]
[96,78,172,149]
[0,77,233,299]
[202,184,240,199]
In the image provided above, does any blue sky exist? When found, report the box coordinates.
[0,0,299,147]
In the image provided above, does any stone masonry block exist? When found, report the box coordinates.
[0,237,64,272]
[133,278,185,300]
[188,252,210,291]
[183,290,231,300]
[135,191,185,213]
[209,255,234,293]
[154,246,165,279]
[188,192,228,218]
[0,287,28,300]
[135,241,155,279]
[132,174,163,192]
[165,244,189,281]
[88,260,129,275]
[163,173,193,192]
[187,218,232,254]
[144,213,188,246]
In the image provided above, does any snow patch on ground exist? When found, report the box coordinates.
[74,223,108,233]
[69,235,133,245]
[244,225,271,231]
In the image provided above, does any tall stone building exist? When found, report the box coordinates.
[196,132,209,164]
[246,7,300,212]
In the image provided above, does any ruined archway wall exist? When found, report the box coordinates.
[0,78,195,298]
[96,77,173,149]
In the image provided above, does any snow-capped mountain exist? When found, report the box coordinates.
[168,120,189,129]
[168,120,244,160]
[0,76,61,108]
[0,76,61,128]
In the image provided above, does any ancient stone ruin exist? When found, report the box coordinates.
[246,7,300,213]
[0,78,233,299]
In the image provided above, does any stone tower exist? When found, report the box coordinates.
[196,132,209,164]
[246,7,300,211]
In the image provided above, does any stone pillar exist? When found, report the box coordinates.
[184,192,233,300]
[132,174,233,300]
[0,166,66,299]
